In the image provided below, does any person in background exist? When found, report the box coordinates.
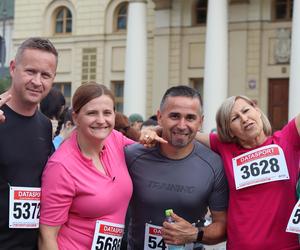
[141,114,158,130]
[129,113,144,131]
[0,37,58,250]
[125,85,228,249]
[115,112,140,141]
[52,107,75,149]
[40,87,66,137]
[195,95,300,250]
[39,82,134,250]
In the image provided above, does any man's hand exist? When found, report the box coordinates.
[0,94,12,123]
[161,212,198,245]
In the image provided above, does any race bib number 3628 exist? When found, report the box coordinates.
[232,145,289,189]
[9,186,41,228]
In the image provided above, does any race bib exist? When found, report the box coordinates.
[232,145,289,189]
[144,223,166,250]
[91,220,124,250]
[286,199,300,234]
[144,223,193,250]
[9,186,41,228]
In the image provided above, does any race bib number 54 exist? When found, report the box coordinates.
[232,145,289,189]
[9,186,41,228]
[144,223,166,250]
[91,221,124,250]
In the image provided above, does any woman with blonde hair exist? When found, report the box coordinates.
[196,95,300,250]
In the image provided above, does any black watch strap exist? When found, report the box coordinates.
[196,227,204,242]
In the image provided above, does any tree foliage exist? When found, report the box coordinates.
[0,76,10,94]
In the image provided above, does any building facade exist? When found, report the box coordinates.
[12,0,294,130]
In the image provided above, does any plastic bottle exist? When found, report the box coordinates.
[165,209,185,250]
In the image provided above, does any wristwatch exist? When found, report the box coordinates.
[196,227,204,242]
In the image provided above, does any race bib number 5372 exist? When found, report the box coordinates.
[9,186,41,228]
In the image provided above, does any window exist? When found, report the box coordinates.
[81,48,97,82]
[111,81,124,112]
[273,0,293,21]
[55,7,72,34]
[54,82,71,106]
[189,78,203,99]
[115,2,128,31]
[193,0,208,25]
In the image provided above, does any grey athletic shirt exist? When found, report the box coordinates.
[125,141,228,250]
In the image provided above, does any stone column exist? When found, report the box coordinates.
[152,1,172,113]
[289,0,300,119]
[124,0,147,118]
[203,0,228,132]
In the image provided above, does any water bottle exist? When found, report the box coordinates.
[165,209,185,250]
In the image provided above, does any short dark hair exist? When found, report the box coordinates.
[72,81,115,114]
[160,85,203,114]
[15,37,58,65]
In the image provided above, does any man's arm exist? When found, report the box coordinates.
[161,210,226,245]
[199,210,227,244]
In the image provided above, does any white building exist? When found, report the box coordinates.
[12,0,296,131]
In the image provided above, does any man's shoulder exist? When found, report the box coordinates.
[194,140,219,155]
[125,143,147,153]
[36,110,51,123]
[193,141,223,165]
[125,144,158,165]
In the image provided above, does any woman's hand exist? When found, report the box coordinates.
[139,126,167,147]
[38,224,61,250]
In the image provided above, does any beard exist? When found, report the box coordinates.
[169,128,194,148]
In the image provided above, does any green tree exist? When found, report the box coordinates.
[0,76,10,94]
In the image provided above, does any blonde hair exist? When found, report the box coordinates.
[216,95,272,143]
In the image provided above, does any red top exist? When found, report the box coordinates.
[210,119,300,250]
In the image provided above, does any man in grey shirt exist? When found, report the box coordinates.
[125,85,228,250]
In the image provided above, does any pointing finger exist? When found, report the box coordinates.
[0,94,12,108]
[154,135,168,144]
[0,110,6,123]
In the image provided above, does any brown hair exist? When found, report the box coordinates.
[72,82,115,113]
[15,37,58,65]
[114,112,140,141]
[216,95,272,143]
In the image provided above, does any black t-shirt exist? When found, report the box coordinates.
[0,104,53,250]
